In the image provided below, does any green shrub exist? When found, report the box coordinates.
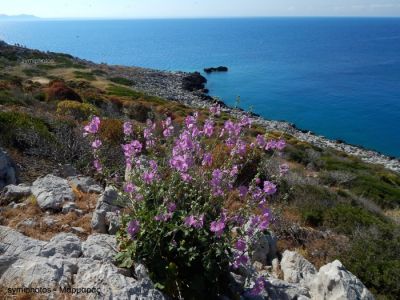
[56,100,99,121]
[109,77,135,86]
[73,71,96,81]
[0,111,53,151]
[340,229,400,299]
[22,68,46,77]
[107,85,145,98]
[324,203,387,235]
[348,173,400,209]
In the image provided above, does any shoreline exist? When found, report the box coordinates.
[92,62,400,173]
[2,41,399,172]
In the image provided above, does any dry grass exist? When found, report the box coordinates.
[0,191,98,241]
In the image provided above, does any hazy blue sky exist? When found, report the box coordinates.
[1,0,400,18]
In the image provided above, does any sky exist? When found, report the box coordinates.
[1,0,400,19]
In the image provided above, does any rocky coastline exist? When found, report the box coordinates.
[92,61,400,173]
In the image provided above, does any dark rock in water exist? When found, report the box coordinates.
[204,66,229,73]
[182,72,207,92]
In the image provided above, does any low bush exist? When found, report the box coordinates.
[56,100,99,121]
[340,228,400,299]
[109,77,135,86]
[0,111,53,154]
[73,71,96,81]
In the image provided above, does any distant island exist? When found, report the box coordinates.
[0,14,39,21]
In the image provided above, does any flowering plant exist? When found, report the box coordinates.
[84,105,288,298]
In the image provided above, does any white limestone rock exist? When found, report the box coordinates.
[281,250,317,285]
[308,260,374,300]
[31,174,75,210]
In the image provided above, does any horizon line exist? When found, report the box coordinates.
[2,15,400,21]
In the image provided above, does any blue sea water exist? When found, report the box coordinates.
[0,18,399,157]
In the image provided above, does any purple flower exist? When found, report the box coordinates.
[203,119,214,137]
[154,212,173,222]
[202,152,213,167]
[238,186,248,198]
[275,139,286,151]
[184,215,197,227]
[240,116,252,128]
[91,139,102,149]
[167,202,177,213]
[184,214,204,228]
[124,182,136,193]
[263,181,277,195]
[230,165,239,177]
[93,160,102,173]
[123,122,133,136]
[211,169,224,196]
[180,173,192,182]
[84,116,100,135]
[170,154,191,173]
[256,134,266,148]
[210,104,221,116]
[185,114,196,129]
[265,140,276,151]
[210,220,225,237]
[143,171,155,184]
[127,220,140,238]
[248,277,266,296]
[232,254,249,269]
[162,117,174,137]
[235,239,247,252]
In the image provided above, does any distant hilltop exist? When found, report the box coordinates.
[0,14,40,21]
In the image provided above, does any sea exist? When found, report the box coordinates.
[0,18,399,157]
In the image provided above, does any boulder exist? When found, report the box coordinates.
[91,186,122,234]
[1,184,31,204]
[0,255,78,290]
[82,234,117,262]
[0,226,165,299]
[308,260,374,300]
[0,149,17,190]
[0,225,46,258]
[39,233,82,258]
[265,278,311,300]
[281,250,317,285]
[31,174,75,210]
[74,259,165,300]
[248,232,269,265]
[68,175,103,194]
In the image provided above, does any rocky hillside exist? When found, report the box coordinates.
[0,41,399,299]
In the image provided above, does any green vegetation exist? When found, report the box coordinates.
[106,84,145,98]
[0,111,53,151]
[56,100,99,121]
[108,76,135,86]
[73,71,96,81]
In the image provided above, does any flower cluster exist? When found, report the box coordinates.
[83,116,102,172]
[85,108,287,298]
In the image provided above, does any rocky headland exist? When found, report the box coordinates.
[85,58,400,174]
